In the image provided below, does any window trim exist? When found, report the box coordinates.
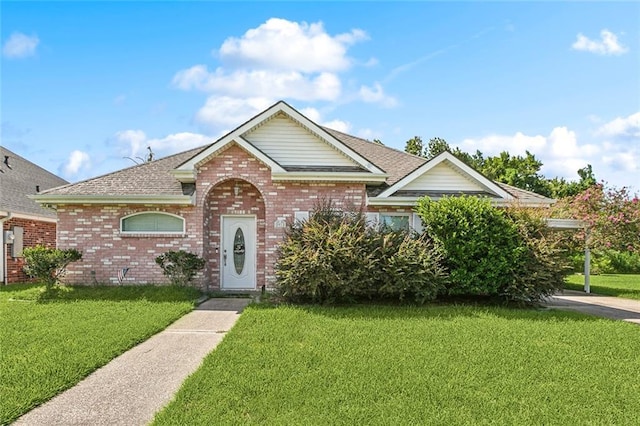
[120,211,186,235]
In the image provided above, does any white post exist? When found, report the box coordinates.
[584,227,591,294]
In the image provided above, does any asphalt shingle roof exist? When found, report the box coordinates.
[37,127,552,206]
[38,147,206,197]
[0,147,68,217]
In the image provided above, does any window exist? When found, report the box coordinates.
[380,213,411,231]
[121,212,184,233]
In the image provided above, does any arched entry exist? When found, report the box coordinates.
[203,179,266,290]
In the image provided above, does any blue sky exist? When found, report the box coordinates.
[2,2,639,190]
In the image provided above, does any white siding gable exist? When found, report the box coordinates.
[403,161,486,192]
[243,116,358,167]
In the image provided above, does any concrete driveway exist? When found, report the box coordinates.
[545,290,640,325]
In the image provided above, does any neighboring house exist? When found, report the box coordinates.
[1,147,68,284]
[33,101,553,290]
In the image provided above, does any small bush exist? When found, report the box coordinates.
[155,250,205,286]
[275,200,447,304]
[22,246,82,289]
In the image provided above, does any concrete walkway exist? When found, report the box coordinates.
[15,298,251,426]
[545,290,640,325]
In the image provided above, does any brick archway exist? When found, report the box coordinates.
[202,178,266,290]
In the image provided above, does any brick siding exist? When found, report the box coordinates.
[3,217,57,283]
[56,143,367,289]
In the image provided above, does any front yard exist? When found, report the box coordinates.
[565,274,640,300]
[154,304,640,425]
[0,284,200,424]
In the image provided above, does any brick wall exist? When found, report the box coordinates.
[56,143,368,288]
[3,217,57,283]
[56,205,201,285]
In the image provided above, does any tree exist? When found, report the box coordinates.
[404,136,424,156]
[424,137,450,159]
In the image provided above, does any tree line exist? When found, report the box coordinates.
[403,136,596,199]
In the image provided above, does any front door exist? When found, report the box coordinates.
[221,215,256,290]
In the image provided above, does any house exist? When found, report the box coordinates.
[1,147,69,284]
[33,101,553,290]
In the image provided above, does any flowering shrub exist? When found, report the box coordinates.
[553,183,639,272]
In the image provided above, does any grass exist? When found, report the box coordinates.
[0,283,201,424]
[565,274,640,300]
[154,304,640,425]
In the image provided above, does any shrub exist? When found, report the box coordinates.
[572,249,640,274]
[503,208,572,303]
[155,250,205,286]
[22,246,82,289]
[416,196,521,296]
[275,200,446,304]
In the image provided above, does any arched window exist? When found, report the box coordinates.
[120,212,185,234]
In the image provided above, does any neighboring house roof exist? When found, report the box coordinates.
[0,147,68,218]
[36,147,205,204]
[33,101,555,207]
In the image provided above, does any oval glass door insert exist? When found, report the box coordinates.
[233,227,246,274]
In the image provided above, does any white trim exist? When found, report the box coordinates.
[174,101,386,178]
[545,219,587,229]
[31,194,195,205]
[376,152,513,200]
[412,213,424,233]
[120,211,186,234]
[0,211,56,223]
[170,169,197,183]
[176,136,286,175]
[367,196,548,208]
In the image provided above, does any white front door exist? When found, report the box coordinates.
[221,215,256,290]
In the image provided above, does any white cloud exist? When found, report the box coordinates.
[459,132,547,155]
[194,96,274,130]
[323,119,351,133]
[2,32,39,59]
[173,18,394,133]
[174,66,341,101]
[63,150,91,177]
[459,128,600,181]
[596,111,640,139]
[218,18,366,73]
[114,129,210,159]
[459,123,640,188]
[359,83,398,108]
[571,29,628,55]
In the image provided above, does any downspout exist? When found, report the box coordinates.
[0,212,12,285]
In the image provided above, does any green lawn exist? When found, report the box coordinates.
[154,304,640,425]
[565,274,640,300]
[0,284,200,424]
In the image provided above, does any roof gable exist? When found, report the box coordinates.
[243,114,359,168]
[376,151,513,200]
[174,101,385,180]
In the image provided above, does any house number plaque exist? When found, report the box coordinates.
[233,228,245,274]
